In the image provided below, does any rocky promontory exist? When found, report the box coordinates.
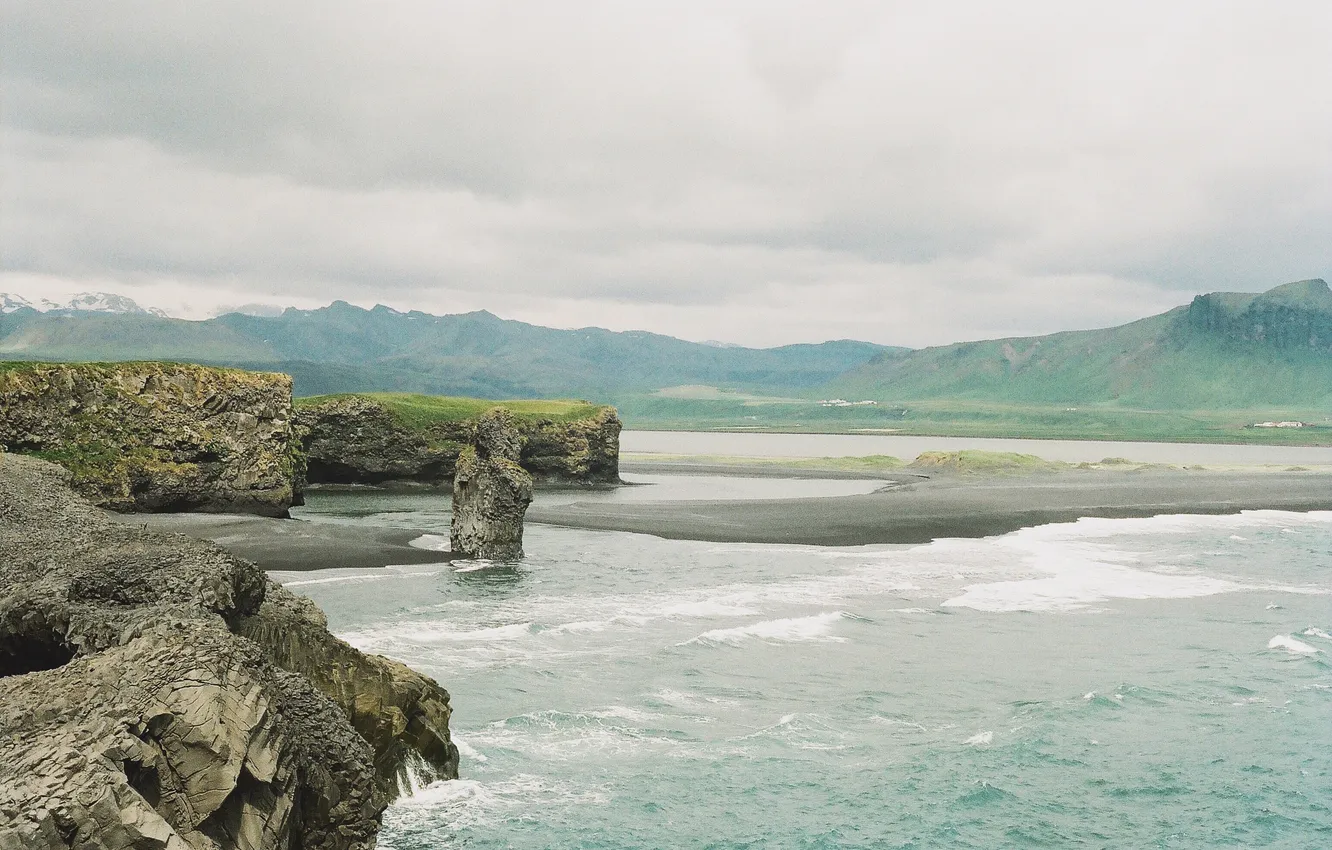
[295,393,620,488]
[0,453,458,849]
[0,362,302,517]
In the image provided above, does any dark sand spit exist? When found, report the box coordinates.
[123,466,1332,566]
[111,511,457,571]
[528,468,1332,546]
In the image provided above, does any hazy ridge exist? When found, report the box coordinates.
[1,279,1329,417]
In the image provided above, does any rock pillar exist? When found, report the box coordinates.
[450,408,533,559]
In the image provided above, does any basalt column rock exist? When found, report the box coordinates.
[450,408,533,560]
[0,453,461,848]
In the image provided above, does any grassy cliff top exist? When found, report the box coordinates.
[0,360,289,380]
[295,392,610,428]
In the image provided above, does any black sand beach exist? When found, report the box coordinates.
[111,511,456,571]
[527,466,1332,546]
[121,464,1332,566]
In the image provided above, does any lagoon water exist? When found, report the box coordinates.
[622,429,1332,467]
[285,476,1332,848]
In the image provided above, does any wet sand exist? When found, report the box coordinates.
[109,511,456,571]
[528,468,1332,546]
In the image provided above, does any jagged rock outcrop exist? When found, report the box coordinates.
[236,585,460,791]
[0,362,302,516]
[295,394,621,488]
[0,453,457,849]
[450,409,533,560]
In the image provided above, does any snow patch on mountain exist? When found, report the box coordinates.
[0,292,169,317]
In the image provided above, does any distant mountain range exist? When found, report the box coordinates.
[1,279,1328,411]
[0,292,169,318]
[0,299,892,399]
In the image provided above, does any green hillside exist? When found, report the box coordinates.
[0,303,890,400]
[831,280,1332,410]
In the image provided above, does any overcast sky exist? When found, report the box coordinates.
[3,2,1329,347]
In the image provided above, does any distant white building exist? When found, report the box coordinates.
[1252,421,1306,428]
[818,399,879,408]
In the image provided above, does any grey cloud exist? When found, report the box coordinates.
[3,1,1330,346]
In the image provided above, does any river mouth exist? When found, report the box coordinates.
[278,485,1332,849]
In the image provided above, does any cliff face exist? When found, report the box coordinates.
[0,362,302,517]
[521,405,622,485]
[1185,279,1332,352]
[294,395,459,486]
[295,395,621,488]
[0,453,457,849]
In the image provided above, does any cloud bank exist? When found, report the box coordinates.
[3,1,1329,346]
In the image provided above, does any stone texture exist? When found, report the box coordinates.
[295,395,621,487]
[450,408,534,560]
[0,453,457,849]
[236,584,460,794]
[294,395,457,486]
[0,362,302,517]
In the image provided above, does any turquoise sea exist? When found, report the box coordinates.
[280,476,1332,848]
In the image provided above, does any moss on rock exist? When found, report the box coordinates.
[0,361,301,516]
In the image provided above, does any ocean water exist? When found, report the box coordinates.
[282,483,1332,848]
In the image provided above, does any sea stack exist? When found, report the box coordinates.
[450,408,533,560]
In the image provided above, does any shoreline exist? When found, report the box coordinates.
[110,511,458,572]
[530,467,1332,546]
[115,464,1332,568]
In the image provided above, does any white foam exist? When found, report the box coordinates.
[589,705,661,723]
[965,731,994,746]
[453,736,488,763]
[545,619,609,634]
[383,774,609,835]
[943,563,1236,613]
[396,753,437,796]
[1303,627,1332,641]
[659,600,760,618]
[280,573,396,587]
[1268,635,1321,655]
[453,560,498,573]
[939,527,1242,612]
[408,533,449,551]
[349,621,534,645]
[682,611,849,646]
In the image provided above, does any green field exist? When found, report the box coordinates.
[295,392,607,429]
[615,394,1332,446]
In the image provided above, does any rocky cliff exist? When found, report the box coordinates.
[0,362,302,516]
[450,409,533,560]
[295,394,620,488]
[0,453,457,849]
